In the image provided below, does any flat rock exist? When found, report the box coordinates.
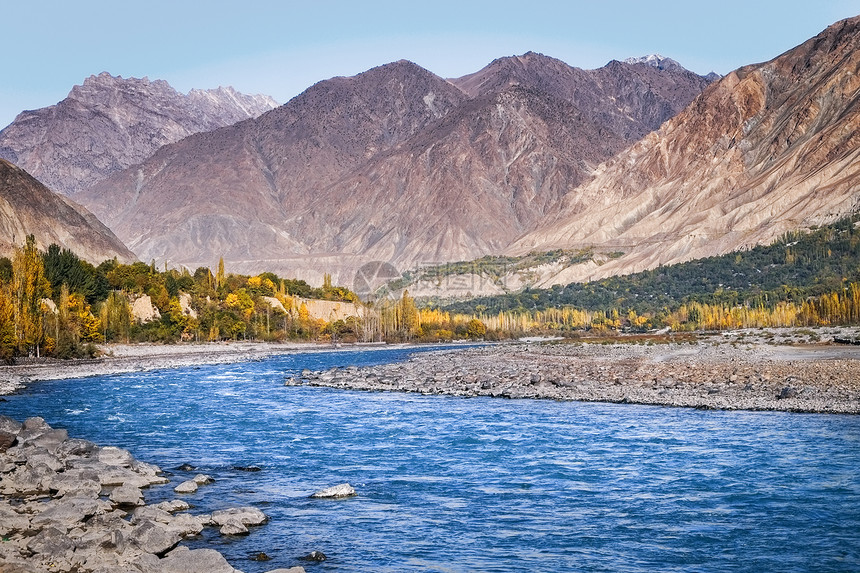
[134,546,242,573]
[310,483,356,499]
[128,520,182,555]
[99,445,135,467]
[192,473,214,485]
[210,506,268,526]
[0,502,29,535]
[153,499,191,513]
[27,526,74,558]
[31,496,102,530]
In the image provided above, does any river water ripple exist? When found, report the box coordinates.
[2,347,859,572]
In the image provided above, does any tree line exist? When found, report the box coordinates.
[441,215,860,333]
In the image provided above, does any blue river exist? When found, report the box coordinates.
[2,346,859,572]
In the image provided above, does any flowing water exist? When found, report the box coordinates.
[2,346,859,572]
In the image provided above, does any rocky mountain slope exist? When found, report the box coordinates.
[511,15,860,286]
[0,73,278,195]
[75,56,711,281]
[452,51,713,142]
[0,159,135,263]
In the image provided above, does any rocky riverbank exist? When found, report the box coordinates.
[0,415,305,573]
[290,336,860,414]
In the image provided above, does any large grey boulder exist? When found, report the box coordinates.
[174,480,198,494]
[99,445,135,467]
[210,506,268,526]
[55,437,98,460]
[0,414,23,435]
[134,546,242,573]
[218,519,248,535]
[310,483,356,499]
[0,430,16,452]
[1,462,56,496]
[0,501,29,535]
[49,470,102,498]
[110,483,145,506]
[31,496,103,530]
[28,451,63,472]
[128,520,182,555]
[27,526,75,559]
[22,429,69,453]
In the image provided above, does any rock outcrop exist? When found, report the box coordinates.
[0,159,135,264]
[0,73,278,195]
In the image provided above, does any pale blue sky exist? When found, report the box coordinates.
[1,1,857,128]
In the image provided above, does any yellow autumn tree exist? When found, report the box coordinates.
[0,288,16,363]
[12,236,51,357]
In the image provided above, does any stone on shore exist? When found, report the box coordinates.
[128,519,183,554]
[134,546,241,573]
[310,483,356,499]
[0,430,16,452]
[174,479,199,494]
[110,483,145,506]
[0,501,30,535]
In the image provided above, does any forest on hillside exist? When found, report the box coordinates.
[443,215,860,333]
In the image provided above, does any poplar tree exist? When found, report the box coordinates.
[216,257,226,289]
[12,236,51,357]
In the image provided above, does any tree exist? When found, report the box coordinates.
[11,236,51,357]
[0,288,16,363]
[465,318,486,339]
[216,257,226,289]
[400,290,420,339]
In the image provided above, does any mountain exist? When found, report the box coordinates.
[451,51,713,142]
[0,73,278,195]
[512,15,860,286]
[77,61,469,278]
[75,56,711,282]
[286,84,626,267]
[0,159,135,263]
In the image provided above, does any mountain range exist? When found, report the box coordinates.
[510,14,860,285]
[69,53,713,282]
[0,15,856,295]
[0,73,277,195]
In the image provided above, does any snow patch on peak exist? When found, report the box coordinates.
[624,54,685,72]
